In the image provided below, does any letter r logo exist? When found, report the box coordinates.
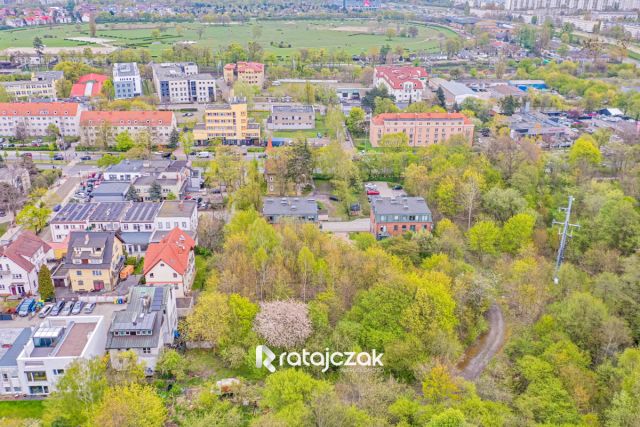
[256,345,276,372]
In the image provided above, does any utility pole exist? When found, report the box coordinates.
[552,195,580,284]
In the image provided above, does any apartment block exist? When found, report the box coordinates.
[0,328,31,395]
[369,112,474,147]
[193,99,260,144]
[0,71,64,100]
[0,231,52,297]
[267,105,315,130]
[223,62,265,87]
[370,197,433,239]
[0,102,82,137]
[112,63,142,99]
[151,62,216,104]
[16,316,107,395]
[79,110,177,146]
[374,66,429,103]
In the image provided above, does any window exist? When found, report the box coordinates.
[181,222,187,228]
[149,273,154,278]
[2,373,7,380]
[92,271,101,276]
[142,348,151,354]
[53,369,64,376]
[26,371,47,382]
[173,273,177,278]
[76,271,82,276]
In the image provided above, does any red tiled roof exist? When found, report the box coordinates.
[375,65,428,90]
[227,62,264,73]
[371,112,472,125]
[80,110,174,127]
[70,73,108,98]
[0,231,50,273]
[143,228,195,276]
[0,103,80,117]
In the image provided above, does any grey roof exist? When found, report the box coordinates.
[120,232,153,245]
[151,228,195,243]
[52,203,96,223]
[123,202,161,222]
[371,197,431,216]
[106,286,168,349]
[0,328,31,367]
[165,160,188,172]
[439,80,475,97]
[157,200,196,218]
[151,62,213,81]
[272,105,314,113]
[262,197,318,216]
[105,160,145,174]
[65,231,119,269]
[92,182,130,196]
[34,71,64,81]
[89,202,129,222]
[113,62,140,77]
[133,176,178,186]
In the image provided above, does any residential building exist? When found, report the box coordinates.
[112,62,142,99]
[79,110,177,146]
[0,328,31,395]
[64,231,125,292]
[369,112,474,147]
[0,231,52,297]
[153,201,198,240]
[193,99,260,144]
[370,197,433,239]
[133,176,184,202]
[262,197,319,223]
[50,203,95,243]
[0,165,31,193]
[91,182,131,202]
[143,227,195,297]
[504,0,639,11]
[151,62,216,104]
[223,62,265,87]
[69,73,108,98]
[16,316,106,395]
[120,202,161,257]
[267,105,315,130]
[106,286,177,374]
[0,70,63,100]
[373,65,429,103]
[0,102,82,137]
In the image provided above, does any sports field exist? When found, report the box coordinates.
[0,20,457,59]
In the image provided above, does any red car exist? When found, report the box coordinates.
[366,189,380,195]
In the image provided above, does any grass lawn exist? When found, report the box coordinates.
[0,400,45,419]
[0,20,457,60]
[272,114,328,139]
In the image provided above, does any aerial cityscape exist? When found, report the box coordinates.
[0,0,639,426]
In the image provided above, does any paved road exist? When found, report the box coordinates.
[457,304,505,380]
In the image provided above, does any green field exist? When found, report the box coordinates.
[0,20,457,60]
[0,400,45,419]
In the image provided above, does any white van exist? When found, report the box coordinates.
[197,151,211,158]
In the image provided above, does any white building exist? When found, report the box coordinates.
[0,71,64,100]
[113,63,142,100]
[0,102,82,137]
[16,316,107,395]
[373,65,429,103]
[79,110,177,147]
[153,200,198,238]
[0,328,31,395]
[505,0,639,10]
[151,62,216,104]
[105,286,177,374]
[0,231,52,297]
[143,228,196,297]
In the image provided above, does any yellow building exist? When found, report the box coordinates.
[193,99,261,144]
[223,62,265,87]
[64,232,125,292]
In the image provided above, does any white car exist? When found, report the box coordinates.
[197,151,211,158]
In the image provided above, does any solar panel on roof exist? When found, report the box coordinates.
[151,288,164,311]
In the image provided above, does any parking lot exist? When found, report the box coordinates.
[365,181,406,198]
[1,302,126,328]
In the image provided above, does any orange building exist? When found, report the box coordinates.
[369,112,474,147]
[223,62,265,87]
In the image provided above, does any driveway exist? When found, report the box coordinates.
[366,181,406,198]
[456,304,505,380]
[321,218,370,233]
[1,302,125,328]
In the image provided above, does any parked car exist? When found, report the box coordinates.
[80,155,91,161]
[53,153,64,161]
[329,195,341,202]
[161,152,172,159]
[51,301,65,316]
[39,304,53,318]
[53,204,62,212]
[71,301,85,315]
[392,185,403,190]
[32,138,43,144]
[366,189,380,196]
[17,298,36,317]
[22,153,32,159]
[60,302,73,316]
[197,151,211,158]
[83,302,96,314]
[0,209,6,217]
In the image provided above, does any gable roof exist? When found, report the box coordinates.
[0,231,50,272]
[375,65,428,90]
[371,112,472,125]
[143,227,195,276]
[0,102,80,117]
[80,111,174,127]
[70,73,108,97]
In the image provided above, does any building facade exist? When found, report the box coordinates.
[267,105,315,130]
[0,328,31,395]
[370,197,433,239]
[79,110,177,146]
[151,62,216,104]
[143,227,195,297]
[504,0,639,10]
[369,112,474,147]
[112,63,142,99]
[64,231,124,292]
[193,99,260,144]
[373,65,429,103]
[0,71,64,100]
[0,231,52,297]
[262,197,319,223]
[224,62,265,87]
[0,102,82,137]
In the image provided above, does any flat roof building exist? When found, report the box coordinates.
[267,105,315,130]
[112,62,142,99]
[151,62,216,104]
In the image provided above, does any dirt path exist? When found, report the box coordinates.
[456,304,505,381]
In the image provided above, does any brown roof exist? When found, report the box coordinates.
[56,322,96,357]
[80,110,174,127]
[0,231,50,272]
[143,227,195,275]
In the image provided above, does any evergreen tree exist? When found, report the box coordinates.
[436,87,447,109]
[125,185,139,202]
[168,129,179,150]
[38,265,55,301]
[149,181,163,201]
